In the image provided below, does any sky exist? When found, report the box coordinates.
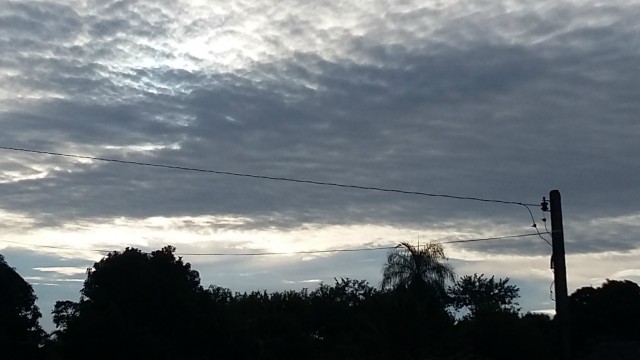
[1,0,639,331]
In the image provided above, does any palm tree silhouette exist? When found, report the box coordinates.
[381,242,455,296]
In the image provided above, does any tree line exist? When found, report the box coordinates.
[2,244,640,359]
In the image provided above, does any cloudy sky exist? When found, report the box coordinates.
[1,0,639,330]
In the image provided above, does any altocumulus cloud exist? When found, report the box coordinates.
[1,0,640,330]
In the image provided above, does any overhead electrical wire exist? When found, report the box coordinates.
[0,146,551,256]
[0,232,542,257]
[536,220,552,246]
[516,203,552,247]
[0,146,538,208]
[177,246,398,256]
[439,232,541,244]
[0,239,112,254]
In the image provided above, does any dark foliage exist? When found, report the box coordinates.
[4,246,640,360]
[447,274,552,360]
[48,246,210,360]
[381,242,455,298]
[448,310,553,360]
[569,279,640,359]
[448,273,520,318]
[0,253,45,360]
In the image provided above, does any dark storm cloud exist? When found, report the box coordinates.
[1,0,639,255]
[0,2,82,42]
[2,98,185,146]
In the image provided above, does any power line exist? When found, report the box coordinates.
[0,146,538,207]
[439,232,541,244]
[0,239,112,253]
[178,233,543,255]
[0,232,542,256]
[533,222,552,247]
[177,245,398,256]
[518,203,552,247]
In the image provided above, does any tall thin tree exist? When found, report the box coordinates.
[381,242,455,296]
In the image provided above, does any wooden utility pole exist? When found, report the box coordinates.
[550,190,571,360]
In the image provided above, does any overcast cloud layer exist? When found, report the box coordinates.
[1,0,640,330]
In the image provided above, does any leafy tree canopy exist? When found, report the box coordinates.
[570,279,640,357]
[0,253,45,359]
[381,242,454,299]
[50,246,208,359]
[448,273,520,319]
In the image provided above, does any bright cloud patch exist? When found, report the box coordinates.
[33,266,88,276]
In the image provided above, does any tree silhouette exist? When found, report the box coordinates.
[380,243,455,359]
[309,278,383,358]
[0,254,45,360]
[381,242,454,296]
[445,275,553,360]
[50,246,211,360]
[449,273,520,319]
[570,279,640,359]
[38,244,584,360]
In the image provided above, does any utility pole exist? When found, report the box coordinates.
[549,190,571,360]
